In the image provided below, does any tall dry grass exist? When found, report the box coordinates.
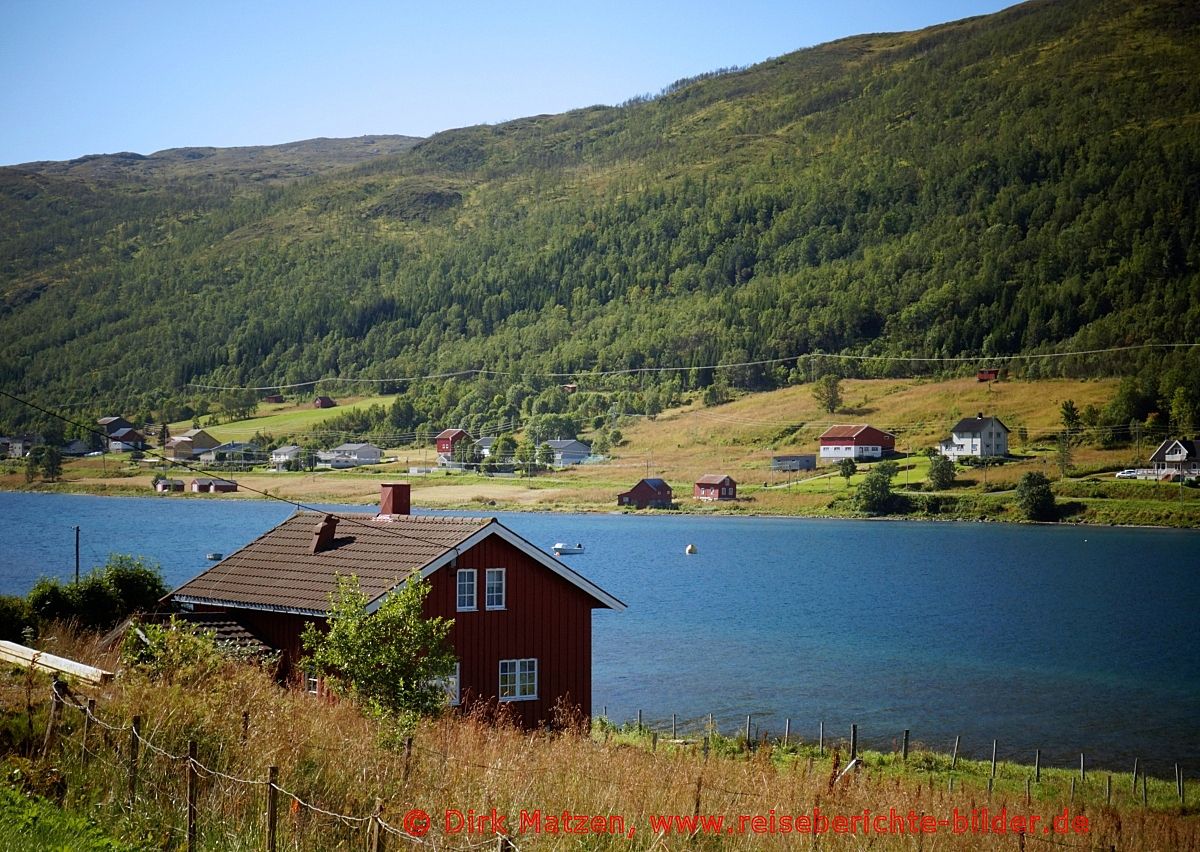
[2,625,1196,850]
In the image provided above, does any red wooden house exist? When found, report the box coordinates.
[167,483,625,727]
[694,474,736,501]
[263,394,285,404]
[313,396,337,409]
[818,424,896,461]
[976,369,1000,382]
[617,478,673,509]
[435,428,470,461]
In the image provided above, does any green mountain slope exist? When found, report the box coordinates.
[1,0,1198,433]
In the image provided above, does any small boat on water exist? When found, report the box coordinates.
[206,553,223,561]
[553,542,584,555]
[685,543,697,555]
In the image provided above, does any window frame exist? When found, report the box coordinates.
[498,658,537,702]
[485,567,506,611]
[456,568,477,611]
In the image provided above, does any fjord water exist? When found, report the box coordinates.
[2,491,1196,770]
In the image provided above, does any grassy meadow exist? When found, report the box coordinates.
[1,626,1196,851]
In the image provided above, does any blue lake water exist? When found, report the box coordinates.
[2,491,1197,772]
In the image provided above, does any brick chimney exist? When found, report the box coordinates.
[311,514,339,554]
[380,482,411,516]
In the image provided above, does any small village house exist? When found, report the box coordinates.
[165,429,220,461]
[270,445,303,470]
[198,442,261,465]
[191,478,238,493]
[61,439,91,457]
[1148,438,1200,480]
[694,474,737,501]
[154,479,185,493]
[436,429,470,465]
[474,436,496,458]
[542,438,591,467]
[939,412,1010,459]
[3,435,44,459]
[818,425,896,461]
[617,478,674,509]
[317,442,382,468]
[165,483,625,726]
[97,416,133,437]
[313,396,337,409]
[108,427,146,453]
[771,454,816,472]
[977,368,1000,382]
[262,394,285,404]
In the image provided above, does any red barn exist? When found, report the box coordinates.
[694,474,736,501]
[617,478,673,509]
[167,483,624,727]
[977,369,1000,382]
[818,424,896,461]
[313,396,337,409]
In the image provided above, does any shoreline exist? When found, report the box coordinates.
[2,481,1195,532]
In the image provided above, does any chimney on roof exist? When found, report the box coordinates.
[311,514,339,554]
[977,412,984,419]
[380,482,411,516]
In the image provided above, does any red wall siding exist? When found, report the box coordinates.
[424,535,596,728]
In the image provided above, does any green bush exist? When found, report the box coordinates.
[27,555,168,631]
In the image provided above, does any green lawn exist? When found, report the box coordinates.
[166,395,395,442]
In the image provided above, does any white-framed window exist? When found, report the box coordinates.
[456,568,476,611]
[499,658,537,701]
[440,662,461,706]
[304,671,319,695]
[485,568,506,610]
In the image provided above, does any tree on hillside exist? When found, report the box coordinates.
[492,433,517,462]
[927,453,955,490]
[1060,400,1082,443]
[302,576,455,730]
[1055,434,1073,479]
[874,460,899,481]
[1015,472,1056,521]
[813,375,842,414]
[837,457,857,485]
[1170,386,1196,437]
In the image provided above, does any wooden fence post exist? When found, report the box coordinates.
[187,740,197,852]
[637,709,642,731]
[902,729,909,761]
[42,682,63,758]
[369,797,384,852]
[671,713,676,740]
[241,711,250,745]
[850,724,858,761]
[951,735,960,770]
[266,766,278,852]
[128,715,141,807]
[402,736,413,784]
[81,698,95,769]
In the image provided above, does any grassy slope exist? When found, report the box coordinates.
[8,376,1197,527]
[1,630,1194,852]
[164,393,395,442]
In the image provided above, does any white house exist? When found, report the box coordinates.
[542,438,591,466]
[939,413,1010,459]
[318,442,382,468]
[1148,439,1199,479]
[818,425,896,460]
[199,442,260,464]
[474,436,496,458]
[270,445,302,470]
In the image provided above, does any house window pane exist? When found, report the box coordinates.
[499,658,536,701]
[456,569,476,611]
[485,568,505,610]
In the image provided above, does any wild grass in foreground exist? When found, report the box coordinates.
[0,626,1196,850]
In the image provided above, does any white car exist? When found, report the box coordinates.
[1114,470,1138,479]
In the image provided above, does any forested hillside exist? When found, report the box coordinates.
[1,0,1198,440]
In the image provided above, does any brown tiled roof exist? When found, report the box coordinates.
[819,424,869,440]
[695,474,734,485]
[172,511,490,614]
[174,612,275,655]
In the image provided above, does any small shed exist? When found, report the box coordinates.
[772,454,816,472]
[155,479,185,493]
[313,396,337,409]
[263,394,285,404]
[977,368,1000,382]
[191,478,237,493]
[617,478,674,509]
[694,474,736,501]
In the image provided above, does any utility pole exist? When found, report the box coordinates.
[74,526,80,583]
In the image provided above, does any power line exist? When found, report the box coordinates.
[183,343,1200,391]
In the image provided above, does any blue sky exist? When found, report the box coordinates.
[1,1,1015,166]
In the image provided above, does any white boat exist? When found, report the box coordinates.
[206,552,223,561]
[553,542,584,555]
